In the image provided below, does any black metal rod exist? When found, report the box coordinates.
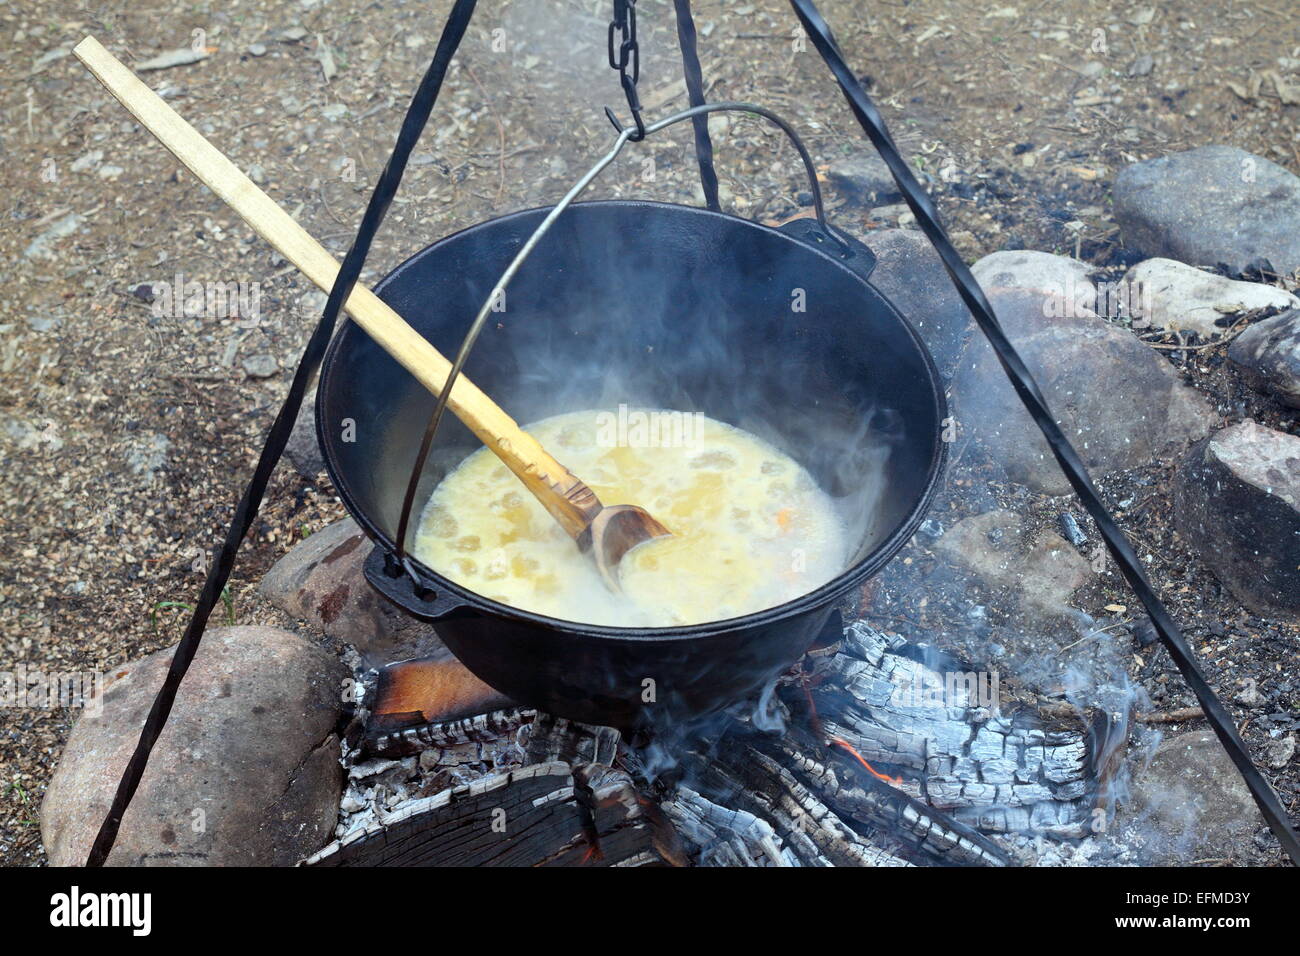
[788,0,1300,865]
[83,0,481,867]
[672,0,721,212]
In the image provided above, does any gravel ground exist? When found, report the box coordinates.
[1,0,1298,865]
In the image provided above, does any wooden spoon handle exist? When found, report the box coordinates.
[73,36,602,540]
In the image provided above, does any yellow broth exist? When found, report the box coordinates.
[412,409,848,627]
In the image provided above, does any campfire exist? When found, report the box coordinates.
[305,615,1092,867]
[42,0,1297,874]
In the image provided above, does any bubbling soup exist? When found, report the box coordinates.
[412,408,848,627]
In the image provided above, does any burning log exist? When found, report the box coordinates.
[675,743,914,866]
[792,623,1094,838]
[303,761,671,867]
[367,657,514,734]
[758,736,1010,866]
[316,619,1098,866]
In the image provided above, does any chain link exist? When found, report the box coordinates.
[606,0,645,139]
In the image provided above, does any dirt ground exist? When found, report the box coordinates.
[1,0,1298,865]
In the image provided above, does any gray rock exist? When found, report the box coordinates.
[1113,146,1300,275]
[1126,731,1267,864]
[259,517,448,663]
[1265,734,1296,769]
[247,42,268,57]
[40,626,346,866]
[951,288,1216,495]
[1236,680,1266,708]
[827,151,902,205]
[1127,54,1154,77]
[124,431,171,480]
[935,509,1092,615]
[1124,258,1297,337]
[1,414,63,452]
[241,353,279,378]
[868,202,915,228]
[299,289,329,316]
[23,212,82,261]
[136,47,209,71]
[860,228,973,373]
[971,250,1096,317]
[284,389,326,477]
[70,150,103,172]
[1228,309,1300,407]
[1173,420,1300,619]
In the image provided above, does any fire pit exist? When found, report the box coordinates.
[304,616,1094,867]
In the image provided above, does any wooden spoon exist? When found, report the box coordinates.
[74,36,670,588]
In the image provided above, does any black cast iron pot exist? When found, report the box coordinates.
[317,200,945,733]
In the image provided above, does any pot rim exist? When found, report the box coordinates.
[318,198,948,642]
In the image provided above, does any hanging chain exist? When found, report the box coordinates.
[606,0,646,139]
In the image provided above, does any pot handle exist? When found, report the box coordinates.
[612,101,857,257]
[363,546,474,623]
[775,215,877,282]
[607,102,878,277]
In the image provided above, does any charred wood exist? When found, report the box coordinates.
[306,761,667,866]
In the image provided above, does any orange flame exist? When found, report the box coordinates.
[829,736,903,787]
[800,667,903,788]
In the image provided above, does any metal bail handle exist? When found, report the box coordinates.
[391,100,856,565]
[604,102,852,257]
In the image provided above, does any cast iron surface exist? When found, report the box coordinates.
[320,199,944,731]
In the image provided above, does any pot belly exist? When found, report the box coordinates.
[430,605,835,732]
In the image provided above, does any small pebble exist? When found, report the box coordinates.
[242,354,280,378]
[1132,621,1159,647]
[1058,512,1087,548]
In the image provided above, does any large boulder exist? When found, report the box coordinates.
[260,517,447,663]
[951,288,1216,495]
[41,626,347,866]
[1113,145,1300,275]
[1126,731,1268,864]
[1173,421,1300,619]
[1124,258,1297,337]
[861,228,973,373]
[1228,309,1300,408]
